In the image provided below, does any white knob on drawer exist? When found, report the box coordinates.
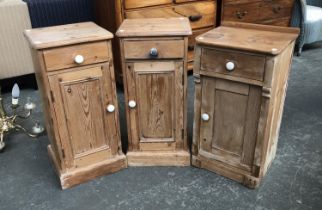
[128,100,136,108]
[107,104,115,113]
[226,61,235,71]
[202,113,210,121]
[74,55,84,64]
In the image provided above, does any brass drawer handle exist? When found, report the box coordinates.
[189,15,202,22]
[235,11,248,19]
[150,48,158,58]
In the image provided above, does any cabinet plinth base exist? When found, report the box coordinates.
[127,150,190,167]
[192,155,261,189]
[48,145,127,189]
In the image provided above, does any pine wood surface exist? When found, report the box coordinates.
[196,22,299,55]
[116,18,192,37]
[192,23,299,188]
[118,18,190,166]
[26,23,126,189]
[24,22,113,49]
[221,0,295,27]
[93,0,217,80]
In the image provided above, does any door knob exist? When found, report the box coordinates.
[150,48,158,58]
[74,55,85,64]
[226,61,235,71]
[202,113,210,121]
[106,104,115,113]
[128,100,136,108]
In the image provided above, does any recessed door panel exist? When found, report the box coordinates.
[137,73,174,140]
[49,64,118,168]
[126,61,184,150]
[200,76,261,170]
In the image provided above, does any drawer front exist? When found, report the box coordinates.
[222,0,293,26]
[200,48,266,81]
[43,42,109,71]
[125,1,216,30]
[124,0,172,9]
[123,40,185,59]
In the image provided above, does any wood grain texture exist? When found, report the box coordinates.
[24,22,113,49]
[116,18,192,37]
[119,22,189,166]
[94,0,217,77]
[48,145,126,189]
[196,22,299,55]
[124,0,172,9]
[221,0,295,27]
[43,42,109,71]
[124,1,216,31]
[201,48,266,81]
[127,151,190,166]
[123,40,185,59]
[192,24,297,188]
[26,23,126,189]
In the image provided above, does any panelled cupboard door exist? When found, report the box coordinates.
[48,64,119,169]
[199,76,262,171]
[125,61,184,151]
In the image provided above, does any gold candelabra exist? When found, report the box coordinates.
[0,84,44,152]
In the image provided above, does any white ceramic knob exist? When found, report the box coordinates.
[74,55,84,64]
[128,100,136,108]
[202,113,210,121]
[226,61,235,71]
[107,104,115,113]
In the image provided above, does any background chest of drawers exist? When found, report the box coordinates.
[116,18,191,166]
[24,22,127,189]
[94,0,217,82]
[221,0,295,26]
[192,22,299,188]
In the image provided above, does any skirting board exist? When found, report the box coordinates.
[48,145,127,189]
[192,155,261,188]
[126,150,190,167]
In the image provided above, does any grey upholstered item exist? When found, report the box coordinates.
[291,0,322,55]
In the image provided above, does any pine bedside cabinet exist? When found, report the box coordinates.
[24,22,127,189]
[116,18,192,166]
[192,22,299,188]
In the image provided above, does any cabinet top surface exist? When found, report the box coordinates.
[24,22,113,49]
[116,18,192,37]
[196,22,299,55]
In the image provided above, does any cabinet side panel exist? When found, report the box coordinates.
[263,42,295,174]
[31,50,65,171]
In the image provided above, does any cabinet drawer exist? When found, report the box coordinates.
[43,41,109,71]
[125,1,216,30]
[124,0,172,9]
[201,48,266,81]
[123,40,185,59]
[222,0,293,26]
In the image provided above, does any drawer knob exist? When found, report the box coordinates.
[128,100,136,108]
[202,113,210,121]
[150,48,158,58]
[74,55,84,64]
[226,61,235,71]
[107,104,115,113]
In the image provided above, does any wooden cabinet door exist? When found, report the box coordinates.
[48,64,119,168]
[125,61,184,151]
[199,77,262,171]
